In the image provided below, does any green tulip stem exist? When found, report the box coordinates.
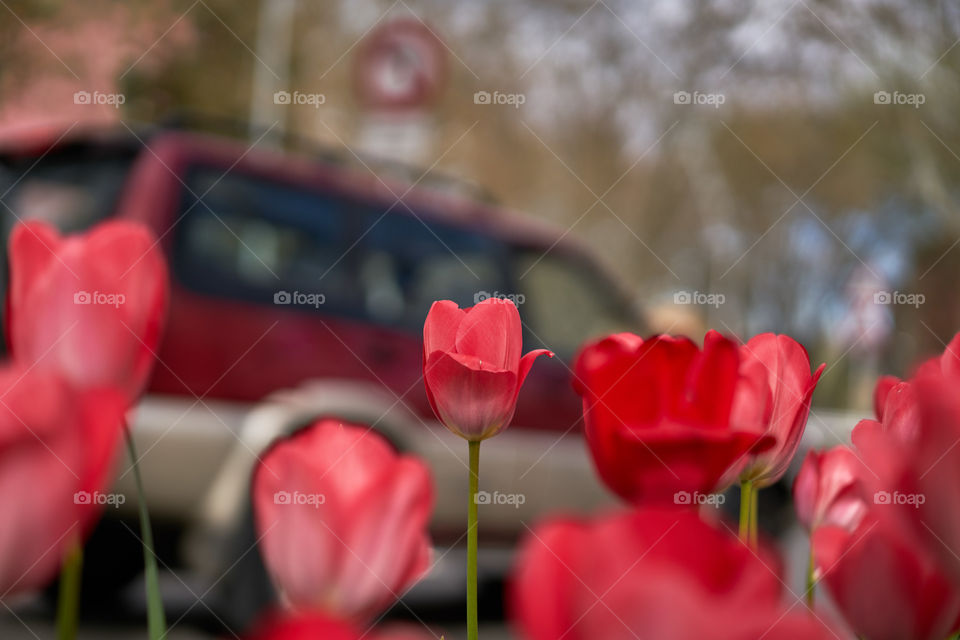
[739,480,753,543]
[750,482,759,548]
[55,539,83,640]
[467,440,480,640]
[125,427,167,640]
[805,545,816,608]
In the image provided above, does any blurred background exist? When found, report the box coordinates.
[1,0,960,637]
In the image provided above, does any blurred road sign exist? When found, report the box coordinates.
[354,18,447,111]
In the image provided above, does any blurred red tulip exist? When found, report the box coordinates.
[511,508,840,640]
[793,446,869,534]
[8,219,168,401]
[246,612,443,640]
[814,512,960,640]
[0,366,82,596]
[915,331,960,380]
[422,298,552,440]
[245,611,361,640]
[253,420,433,620]
[802,372,960,639]
[872,374,901,420]
[573,331,774,503]
[732,333,824,487]
[911,372,960,587]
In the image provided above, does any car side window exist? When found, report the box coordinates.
[359,207,509,330]
[515,250,636,358]
[174,167,360,312]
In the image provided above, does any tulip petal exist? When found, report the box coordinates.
[424,351,518,440]
[515,348,553,395]
[454,298,522,371]
[422,300,465,355]
[335,457,433,618]
[252,421,434,620]
[815,518,960,640]
[0,367,84,596]
[8,219,168,401]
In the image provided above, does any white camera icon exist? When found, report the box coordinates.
[674,491,692,505]
[874,490,891,504]
[474,91,491,105]
[874,91,891,105]
[474,490,492,505]
[874,291,892,304]
[73,91,91,104]
[274,291,292,304]
[74,291,91,304]
[673,91,691,105]
[674,291,692,304]
[74,491,91,504]
[274,91,291,105]
[274,491,291,504]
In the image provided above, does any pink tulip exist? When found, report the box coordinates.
[793,446,869,534]
[873,374,901,420]
[8,219,168,401]
[733,333,824,487]
[0,365,82,596]
[422,299,552,440]
[253,420,433,620]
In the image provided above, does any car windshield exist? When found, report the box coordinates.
[0,147,134,235]
[513,248,638,358]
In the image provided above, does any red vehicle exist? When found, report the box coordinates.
[0,122,641,621]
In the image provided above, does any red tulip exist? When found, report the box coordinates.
[873,374,901,420]
[573,331,774,503]
[793,446,869,534]
[422,299,552,440]
[8,220,168,401]
[511,508,840,640]
[911,373,960,587]
[732,333,824,487]
[0,366,83,596]
[814,512,960,640]
[802,374,960,639]
[246,612,442,640]
[253,420,434,620]
[245,611,361,640]
[915,331,960,380]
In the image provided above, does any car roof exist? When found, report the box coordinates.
[0,120,575,249]
[0,121,639,315]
